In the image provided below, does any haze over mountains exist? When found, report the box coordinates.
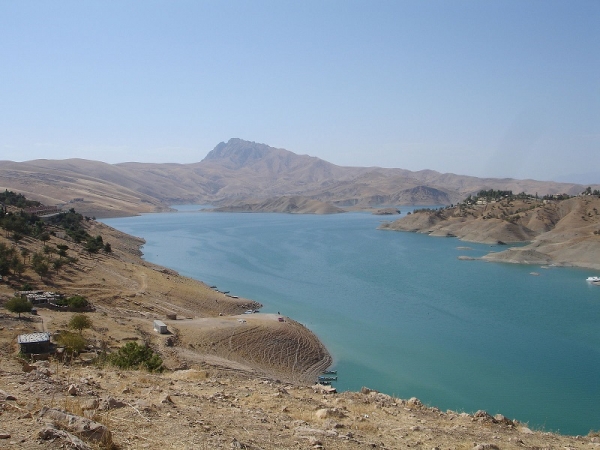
[0,138,593,217]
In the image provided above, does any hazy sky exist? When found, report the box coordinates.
[1,1,598,182]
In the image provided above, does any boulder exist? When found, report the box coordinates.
[315,408,346,420]
[0,390,17,401]
[38,426,91,450]
[38,407,112,444]
[407,397,423,407]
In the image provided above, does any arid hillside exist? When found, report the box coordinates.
[0,216,331,384]
[381,195,600,269]
[1,200,599,449]
[210,196,346,214]
[1,139,593,217]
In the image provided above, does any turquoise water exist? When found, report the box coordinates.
[103,209,600,435]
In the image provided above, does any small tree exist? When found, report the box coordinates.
[69,314,92,334]
[20,247,30,264]
[109,342,163,372]
[5,296,32,318]
[33,260,49,280]
[56,331,86,362]
[66,295,88,309]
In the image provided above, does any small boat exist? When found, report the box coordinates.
[318,376,337,382]
[322,370,337,375]
[317,381,331,386]
[586,276,600,283]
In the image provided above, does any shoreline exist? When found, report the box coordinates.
[100,218,335,384]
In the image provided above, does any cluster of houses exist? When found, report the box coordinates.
[17,290,64,306]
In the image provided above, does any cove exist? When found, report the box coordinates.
[103,208,600,435]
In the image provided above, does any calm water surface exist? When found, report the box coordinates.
[103,209,600,435]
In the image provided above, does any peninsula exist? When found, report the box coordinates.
[381,190,600,270]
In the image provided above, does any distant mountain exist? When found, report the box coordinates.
[0,138,595,217]
[210,196,345,214]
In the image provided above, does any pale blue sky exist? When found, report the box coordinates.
[1,1,598,182]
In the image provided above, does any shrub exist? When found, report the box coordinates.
[66,295,88,309]
[108,342,163,372]
[5,296,32,318]
[69,314,92,334]
[56,331,87,361]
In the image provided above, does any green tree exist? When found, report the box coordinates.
[33,260,49,280]
[109,342,163,372]
[5,296,33,318]
[20,247,30,264]
[56,331,86,362]
[69,314,92,334]
[56,244,69,258]
[66,295,88,308]
[52,258,65,274]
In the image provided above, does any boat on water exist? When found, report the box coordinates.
[322,370,337,375]
[586,276,600,283]
[318,376,338,382]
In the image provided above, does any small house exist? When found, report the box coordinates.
[17,332,51,354]
[153,320,168,334]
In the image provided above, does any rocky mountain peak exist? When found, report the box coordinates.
[202,138,286,169]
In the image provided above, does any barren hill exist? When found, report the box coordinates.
[1,138,593,217]
[211,196,345,214]
[381,195,600,269]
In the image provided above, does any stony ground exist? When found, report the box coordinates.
[2,348,598,450]
[1,219,599,449]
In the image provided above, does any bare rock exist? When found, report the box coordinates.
[312,384,336,394]
[38,426,92,450]
[407,397,423,407]
[472,444,500,450]
[315,408,346,419]
[0,433,11,439]
[494,414,514,426]
[101,396,126,409]
[159,393,174,404]
[67,384,78,396]
[0,389,17,401]
[474,410,494,421]
[80,398,100,411]
[38,407,112,444]
[361,387,377,395]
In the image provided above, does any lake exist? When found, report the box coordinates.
[103,208,600,435]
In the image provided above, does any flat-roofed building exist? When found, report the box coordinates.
[17,332,51,354]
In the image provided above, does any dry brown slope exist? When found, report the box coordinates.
[0,346,595,449]
[2,138,596,217]
[211,195,345,214]
[0,218,330,383]
[381,196,600,269]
